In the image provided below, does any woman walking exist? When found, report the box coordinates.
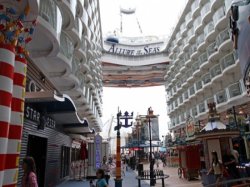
[21,156,38,187]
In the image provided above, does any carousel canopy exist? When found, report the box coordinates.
[201,120,226,132]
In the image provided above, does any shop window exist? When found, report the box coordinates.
[61,146,71,178]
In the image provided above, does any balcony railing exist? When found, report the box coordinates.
[199,52,208,66]
[192,61,200,72]
[207,42,218,57]
[40,0,62,33]
[202,73,211,85]
[72,56,81,74]
[204,21,214,38]
[192,107,198,116]
[228,82,242,98]
[199,102,206,113]
[220,52,236,70]
[210,64,222,78]
[213,6,226,25]
[189,86,195,95]
[197,33,205,46]
[60,32,74,60]
[196,80,203,91]
[194,16,201,31]
[216,29,230,47]
[201,2,211,19]
[185,12,192,23]
[191,0,199,14]
[216,90,227,104]
[184,91,189,100]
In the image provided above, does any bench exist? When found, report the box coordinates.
[136,169,169,187]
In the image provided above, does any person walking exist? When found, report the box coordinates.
[21,156,38,187]
[207,151,224,186]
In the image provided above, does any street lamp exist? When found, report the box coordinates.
[114,109,133,187]
[146,107,157,186]
[135,116,142,164]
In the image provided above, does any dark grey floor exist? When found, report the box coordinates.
[56,168,149,187]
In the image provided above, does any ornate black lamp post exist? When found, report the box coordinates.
[114,109,133,187]
[146,107,157,186]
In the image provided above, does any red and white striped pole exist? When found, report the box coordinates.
[3,56,27,187]
[0,43,16,187]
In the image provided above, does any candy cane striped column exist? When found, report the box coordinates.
[3,56,27,187]
[0,43,15,187]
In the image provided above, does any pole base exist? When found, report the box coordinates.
[114,178,123,187]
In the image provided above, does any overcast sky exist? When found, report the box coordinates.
[99,0,187,141]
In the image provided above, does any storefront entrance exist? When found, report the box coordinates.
[27,135,47,187]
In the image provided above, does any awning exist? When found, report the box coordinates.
[25,91,94,134]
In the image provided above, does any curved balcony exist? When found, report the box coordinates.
[213,6,227,31]
[29,0,62,58]
[207,41,219,62]
[197,33,206,52]
[194,16,203,34]
[191,0,200,18]
[176,32,182,45]
[187,28,196,44]
[225,0,234,15]
[185,12,193,28]
[215,89,228,111]
[68,17,83,49]
[202,73,212,91]
[76,0,84,17]
[180,22,187,37]
[75,37,87,61]
[221,52,237,75]
[82,9,89,32]
[210,63,223,84]
[190,45,199,60]
[57,0,77,30]
[201,2,212,24]
[227,82,244,105]
[199,52,209,70]
[211,0,224,11]
[204,21,216,43]
[192,61,200,77]
[183,38,190,52]
[216,29,231,53]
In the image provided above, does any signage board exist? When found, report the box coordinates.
[104,42,164,56]
[140,117,160,141]
[94,134,102,169]
[186,116,196,138]
[24,105,56,129]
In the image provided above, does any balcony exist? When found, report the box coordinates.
[194,16,203,34]
[192,61,200,77]
[204,21,216,43]
[188,27,195,44]
[213,6,227,30]
[202,73,211,87]
[58,0,77,30]
[216,29,231,52]
[189,43,199,60]
[220,52,237,72]
[225,0,234,14]
[191,0,200,18]
[228,82,242,98]
[185,12,193,27]
[192,106,198,117]
[198,102,206,114]
[201,1,212,24]
[180,22,187,36]
[189,86,196,99]
[216,90,228,109]
[30,0,62,57]
[199,52,208,70]
[60,32,74,63]
[207,41,218,60]
[210,64,222,83]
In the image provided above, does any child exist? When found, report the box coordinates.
[96,168,108,187]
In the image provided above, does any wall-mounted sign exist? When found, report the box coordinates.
[105,43,162,56]
[186,116,195,138]
[25,105,56,129]
[94,134,102,169]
